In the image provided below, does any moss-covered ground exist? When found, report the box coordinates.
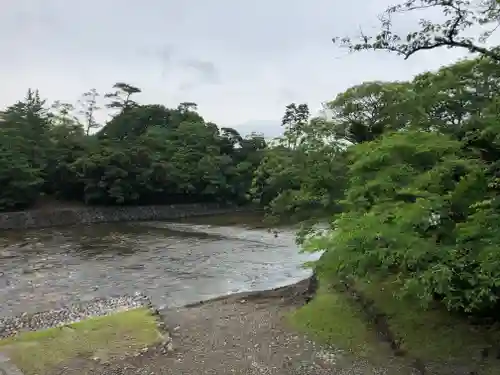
[290,280,500,375]
[0,307,163,375]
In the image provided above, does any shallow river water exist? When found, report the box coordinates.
[0,218,320,317]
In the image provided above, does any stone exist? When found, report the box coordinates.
[0,204,243,230]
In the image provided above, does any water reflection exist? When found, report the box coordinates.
[0,221,321,317]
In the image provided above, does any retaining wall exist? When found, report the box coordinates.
[0,204,244,230]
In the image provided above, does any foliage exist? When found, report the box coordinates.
[250,104,347,225]
[254,41,500,316]
[305,130,496,313]
[0,83,267,210]
[333,0,500,61]
[0,128,44,210]
[78,88,101,135]
[325,81,416,144]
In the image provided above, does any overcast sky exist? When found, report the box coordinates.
[0,0,476,137]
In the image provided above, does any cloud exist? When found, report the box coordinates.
[181,59,220,83]
[0,0,490,135]
[136,45,176,79]
[277,88,299,104]
[177,58,220,91]
[134,45,220,91]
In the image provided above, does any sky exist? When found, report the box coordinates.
[0,0,481,138]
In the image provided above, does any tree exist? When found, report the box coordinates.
[409,57,500,135]
[78,88,101,135]
[281,103,310,149]
[256,56,500,316]
[97,104,170,140]
[251,104,347,224]
[306,130,492,313]
[177,102,198,113]
[104,82,141,111]
[0,128,44,210]
[325,81,416,144]
[0,89,52,173]
[333,0,500,61]
[0,84,268,211]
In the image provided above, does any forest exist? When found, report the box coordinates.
[259,53,500,317]
[0,83,268,210]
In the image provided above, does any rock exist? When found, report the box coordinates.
[166,342,174,352]
[305,271,319,304]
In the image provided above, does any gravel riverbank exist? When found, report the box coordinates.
[44,279,416,375]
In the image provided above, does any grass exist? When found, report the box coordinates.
[356,280,500,371]
[0,307,163,375]
[290,279,500,374]
[289,284,391,358]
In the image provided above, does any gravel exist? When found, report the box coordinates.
[0,293,152,338]
[48,279,418,375]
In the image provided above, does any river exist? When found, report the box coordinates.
[0,215,320,318]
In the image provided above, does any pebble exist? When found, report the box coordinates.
[0,293,152,338]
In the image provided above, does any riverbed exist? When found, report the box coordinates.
[0,217,320,317]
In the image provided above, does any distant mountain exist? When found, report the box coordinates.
[231,120,282,139]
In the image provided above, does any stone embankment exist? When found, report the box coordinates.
[0,203,245,230]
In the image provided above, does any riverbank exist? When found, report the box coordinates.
[15,279,412,375]
[0,203,248,230]
[5,276,493,374]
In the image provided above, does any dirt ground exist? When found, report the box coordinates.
[50,280,415,375]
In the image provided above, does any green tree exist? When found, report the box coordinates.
[251,104,347,223]
[104,82,141,111]
[0,85,267,210]
[281,103,310,149]
[178,102,198,113]
[307,130,491,313]
[45,102,87,200]
[78,88,101,135]
[410,57,500,135]
[0,128,44,210]
[325,81,416,144]
[0,89,52,173]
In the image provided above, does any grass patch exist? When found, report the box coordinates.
[290,280,500,374]
[356,280,500,370]
[0,307,163,375]
[289,285,391,359]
